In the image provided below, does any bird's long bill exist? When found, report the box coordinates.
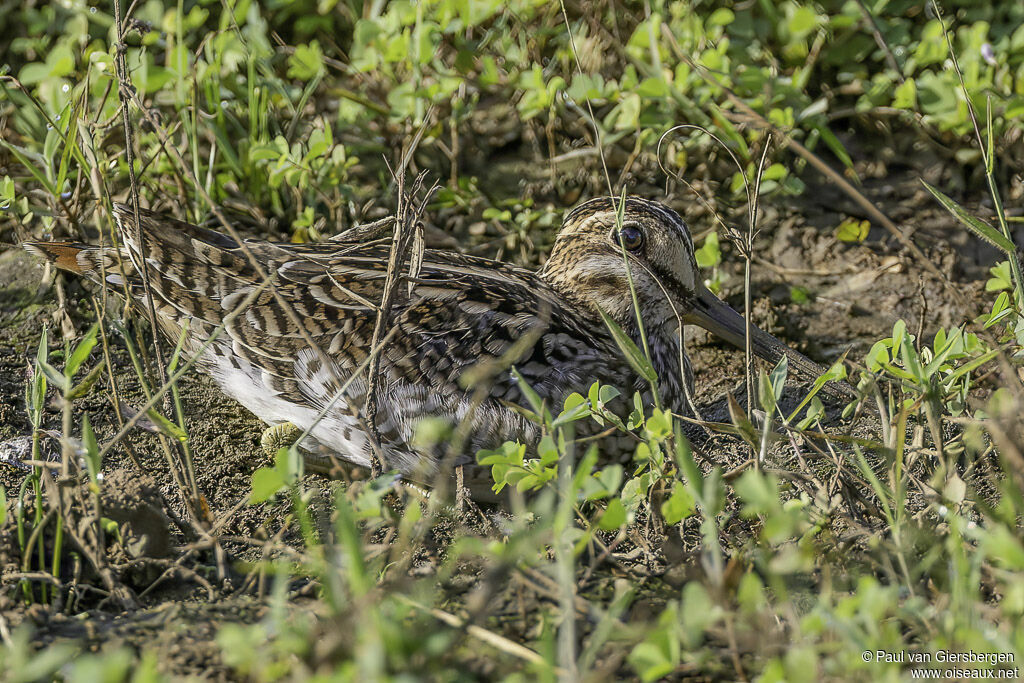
[683,286,833,389]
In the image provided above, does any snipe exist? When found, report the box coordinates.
[27,197,847,488]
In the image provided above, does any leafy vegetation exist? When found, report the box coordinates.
[2,0,1024,680]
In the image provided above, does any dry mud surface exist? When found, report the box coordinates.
[0,158,1014,677]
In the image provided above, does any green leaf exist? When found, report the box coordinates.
[596,465,623,497]
[695,231,721,269]
[788,6,820,37]
[511,367,545,416]
[672,425,703,493]
[537,435,558,466]
[891,319,908,356]
[984,291,1012,329]
[796,397,825,430]
[145,408,188,442]
[36,329,69,392]
[789,285,811,304]
[981,524,1024,570]
[758,368,776,415]
[986,261,1013,292]
[276,444,304,485]
[101,517,122,541]
[661,481,695,524]
[598,384,620,405]
[786,358,846,425]
[899,339,927,385]
[893,78,917,109]
[2,141,57,195]
[66,358,106,401]
[815,124,855,171]
[0,175,16,209]
[0,485,6,526]
[921,180,1016,254]
[250,467,286,504]
[596,307,658,385]
[645,408,672,440]
[82,414,100,483]
[628,608,681,682]
[582,463,623,502]
[769,355,788,402]
[598,498,627,530]
[287,41,325,81]
[924,326,963,377]
[735,470,783,517]
[636,77,669,98]
[835,217,869,243]
[707,8,735,26]
[552,394,590,428]
[66,323,99,378]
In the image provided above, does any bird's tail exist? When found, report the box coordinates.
[23,241,136,288]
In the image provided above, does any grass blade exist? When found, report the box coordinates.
[921,179,1015,254]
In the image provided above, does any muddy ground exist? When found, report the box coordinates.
[0,142,1019,677]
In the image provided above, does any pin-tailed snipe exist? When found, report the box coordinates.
[27,197,847,487]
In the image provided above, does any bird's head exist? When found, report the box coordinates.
[540,196,844,393]
[540,196,700,330]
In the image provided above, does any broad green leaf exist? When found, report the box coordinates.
[796,397,825,430]
[980,524,1024,570]
[707,7,734,26]
[898,339,926,385]
[835,217,869,243]
[629,632,678,682]
[645,408,672,440]
[893,78,917,109]
[599,384,620,405]
[276,444,304,484]
[598,498,627,530]
[769,355,788,402]
[986,261,1013,292]
[758,368,776,415]
[287,41,325,81]
[552,395,590,428]
[695,231,721,269]
[788,6,820,37]
[572,445,600,492]
[0,175,14,209]
[537,435,558,466]
[984,291,1013,329]
[661,480,695,524]
[250,466,286,504]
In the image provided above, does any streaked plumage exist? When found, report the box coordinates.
[26,197,847,489]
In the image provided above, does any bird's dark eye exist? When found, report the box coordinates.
[615,225,644,252]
